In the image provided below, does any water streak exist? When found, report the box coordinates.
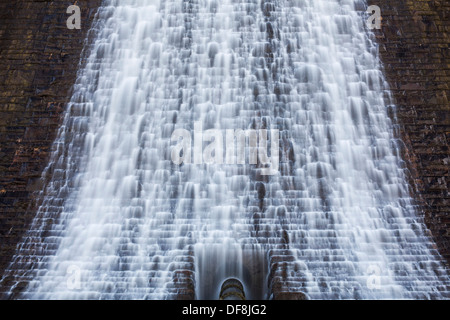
[2,0,449,300]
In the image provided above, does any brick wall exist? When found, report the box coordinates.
[369,0,449,263]
[0,0,448,299]
[0,0,102,290]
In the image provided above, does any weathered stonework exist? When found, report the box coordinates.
[0,0,448,299]
[265,1,450,300]
[368,0,449,264]
[0,0,103,294]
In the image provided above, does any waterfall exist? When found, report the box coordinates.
[3,0,449,300]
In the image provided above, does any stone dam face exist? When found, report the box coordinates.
[0,0,448,300]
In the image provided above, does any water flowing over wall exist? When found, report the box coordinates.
[0,0,449,299]
[368,0,450,264]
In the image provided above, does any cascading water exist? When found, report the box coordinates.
[2,0,449,299]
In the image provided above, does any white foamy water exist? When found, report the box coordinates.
[2,0,448,299]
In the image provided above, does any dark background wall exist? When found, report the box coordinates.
[0,0,102,290]
[0,0,448,299]
[368,0,449,263]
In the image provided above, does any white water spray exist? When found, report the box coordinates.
[3,0,449,300]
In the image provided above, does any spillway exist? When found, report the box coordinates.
[2,0,449,300]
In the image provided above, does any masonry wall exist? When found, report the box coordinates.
[368,0,449,263]
[0,0,448,299]
[0,0,103,291]
[267,1,449,300]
